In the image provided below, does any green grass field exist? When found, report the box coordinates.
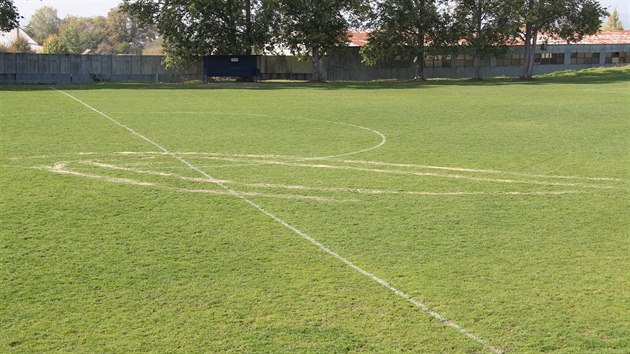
[2,67,629,353]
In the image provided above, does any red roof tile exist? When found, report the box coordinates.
[348,32,370,47]
[348,30,630,46]
[562,30,630,45]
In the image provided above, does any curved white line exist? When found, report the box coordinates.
[53,87,502,354]
[304,121,387,160]
[75,161,582,197]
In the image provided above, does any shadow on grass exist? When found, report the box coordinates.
[1,66,628,92]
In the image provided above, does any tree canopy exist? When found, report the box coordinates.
[3,0,612,80]
[602,8,624,31]
[0,0,20,32]
[510,0,607,79]
[24,6,60,44]
[274,0,366,81]
[123,0,276,59]
[450,0,518,79]
[360,0,445,80]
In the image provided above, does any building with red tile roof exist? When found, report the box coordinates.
[329,30,630,80]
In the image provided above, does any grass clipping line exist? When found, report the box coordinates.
[52,86,503,354]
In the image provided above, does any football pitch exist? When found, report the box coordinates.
[1,68,629,352]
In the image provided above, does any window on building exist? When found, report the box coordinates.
[570,52,600,64]
[535,52,565,65]
[425,55,452,68]
[376,55,411,69]
[391,55,411,68]
[455,54,490,67]
[605,52,630,64]
[496,53,524,66]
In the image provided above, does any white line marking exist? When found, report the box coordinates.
[47,163,353,203]
[50,163,156,186]
[298,119,387,160]
[176,155,622,190]
[111,151,626,184]
[77,161,582,197]
[111,111,389,161]
[338,159,626,182]
[12,150,626,184]
[10,150,626,184]
[52,87,503,354]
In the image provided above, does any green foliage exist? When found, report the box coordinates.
[142,37,164,55]
[10,34,32,53]
[274,0,364,81]
[50,16,108,54]
[24,5,157,55]
[42,34,68,54]
[509,0,608,79]
[2,69,629,352]
[24,6,61,44]
[123,0,277,59]
[360,0,445,80]
[57,21,82,53]
[96,5,157,55]
[450,0,518,79]
[602,8,624,31]
[0,0,20,32]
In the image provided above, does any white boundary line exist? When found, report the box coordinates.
[56,160,582,197]
[46,163,352,203]
[52,87,503,353]
[105,111,389,161]
[10,150,625,184]
[170,154,621,190]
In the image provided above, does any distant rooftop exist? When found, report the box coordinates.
[348,30,630,47]
[0,28,43,53]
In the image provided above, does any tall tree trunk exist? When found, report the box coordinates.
[312,47,322,82]
[521,23,538,80]
[473,53,481,80]
[226,0,237,54]
[415,31,426,80]
[527,34,537,78]
[415,0,427,81]
[245,0,252,55]
[474,1,482,80]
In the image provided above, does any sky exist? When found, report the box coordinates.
[13,0,630,29]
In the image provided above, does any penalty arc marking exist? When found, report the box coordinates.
[52,87,503,354]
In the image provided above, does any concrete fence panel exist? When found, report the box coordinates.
[0,53,203,84]
[1,44,628,84]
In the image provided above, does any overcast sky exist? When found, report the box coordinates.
[14,0,630,29]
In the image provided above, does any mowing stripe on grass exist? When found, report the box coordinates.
[52,87,503,354]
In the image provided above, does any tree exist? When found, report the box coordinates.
[450,0,518,79]
[11,34,32,53]
[360,0,446,80]
[24,6,61,44]
[602,8,624,30]
[39,16,109,54]
[274,0,366,81]
[42,34,67,53]
[0,0,20,32]
[142,36,164,54]
[510,0,607,80]
[97,5,157,54]
[123,0,277,61]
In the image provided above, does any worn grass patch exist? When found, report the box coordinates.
[1,67,628,352]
